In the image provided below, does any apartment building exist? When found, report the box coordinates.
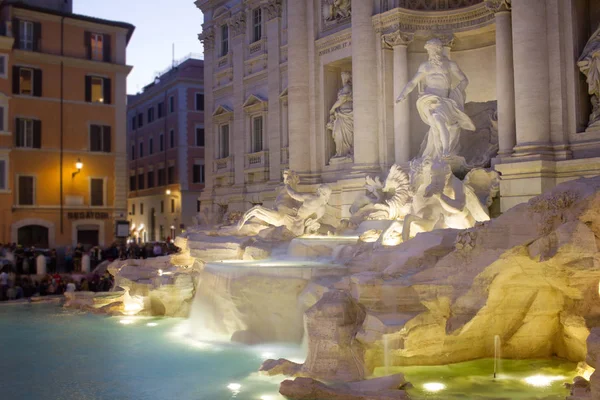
[0,0,134,248]
[126,57,205,243]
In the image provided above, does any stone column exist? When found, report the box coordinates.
[230,12,247,185]
[487,0,516,158]
[288,0,311,173]
[382,31,414,164]
[199,25,215,204]
[266,1,283,182]
[351,0,379,167]
[511,0,551,155]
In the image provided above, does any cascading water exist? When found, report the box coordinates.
[384,334,390,375]
[494,335,501,379]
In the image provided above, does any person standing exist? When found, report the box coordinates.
[73,243,84,273]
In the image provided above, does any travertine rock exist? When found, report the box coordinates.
[279,376,408,400]
[302,290,367,382]
[260,358,303,376]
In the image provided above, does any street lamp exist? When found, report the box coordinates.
[72,158,83,178]
[165,189,171,195]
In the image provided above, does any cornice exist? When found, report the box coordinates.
[13,50,133,74]
[485,0,511,13]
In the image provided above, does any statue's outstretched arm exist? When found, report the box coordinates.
[286,185,311,203]
[396,68,426,103]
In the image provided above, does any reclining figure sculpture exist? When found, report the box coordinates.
[238,170,333,237]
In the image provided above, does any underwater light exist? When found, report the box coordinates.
[259,395,277,400]
[146,322,158,327]
[523,375,565,387]
[119,318,134,325]
[423,382,446,392]
[261,352,275,359]
[227,383,242,392]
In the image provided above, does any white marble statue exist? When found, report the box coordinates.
[326,71,354,161]
[353,159,499,246]
[578,23,600,130]
[323,0,351,22]
[396,38,475,160]
[350,165,413,225]
[238,172,333,236]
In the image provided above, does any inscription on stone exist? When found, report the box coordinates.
[318,40,351,57]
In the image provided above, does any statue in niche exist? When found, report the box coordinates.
[578,23,600,130]
[326,71,354,162]
[396,38,475,160]
[238,170,333,236]
[323,0,351,22]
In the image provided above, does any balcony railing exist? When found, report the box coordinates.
[248,38,266,57]
[214,156,234,173]
[245,150,269,169]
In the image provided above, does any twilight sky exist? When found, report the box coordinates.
[74,0,205,94]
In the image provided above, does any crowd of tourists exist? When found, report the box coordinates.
[0,239,179,302]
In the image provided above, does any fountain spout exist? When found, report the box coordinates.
[494,335,501,379]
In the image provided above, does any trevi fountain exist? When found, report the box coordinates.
[5,1,600,399]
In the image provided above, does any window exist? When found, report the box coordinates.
[167,166,175,184]
[131,116,136,130]
[169,129,175,148]
[193,164,205,184]
[197,200,201,213]
[85,31,111,62]
[158,102,164,118]
[149,137,153,155]
[18,175,34,205]
[221,24,229,56]
[140,203,144,215]
[252,8,262,42]
[129,175,136,191]
[91,33,103,61]
[139,142,144,158]
[137,113,143,127]
[169,96,174,113]
[158,168,165,186]
[147,171,155,188]
[131,203,135,215]
[219,124,230,158]
[0,55,8,79]
[0,159,6,190]
[159,134,164,152]
[196,127,205,147]
[147,107,155,123]
[138,173,145,190]
[251,116,263,153]
[13,67,41,96]
[171,198,175,213]
[130,144,135,160]
[15,118,41,148]
[195,93,204,111]
[90,125,111,152]
[0,106,6,132]
[86,76,111,104]
[90,178,104,206]
[18,20,39,51]
[160,200,164,214]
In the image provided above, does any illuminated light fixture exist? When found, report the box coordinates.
[158,269,163,277]
[170,225,175,230]
[72,158,83,178]
[227,383,241,392]
[423,382,446,392]
[146,322,158,327]
[523,375,566,387]
[119,318,134,325]
[259,395,277,400]
[261,352,275,359]
[166,189,172,195]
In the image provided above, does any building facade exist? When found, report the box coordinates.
[197,0,600,219]
[0,1,134,248]
[126,57,205,243]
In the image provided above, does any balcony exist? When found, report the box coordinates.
[214,156,234,173]
[248,38,266,58]
[216,52,232,69]
[245,150,269,170]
